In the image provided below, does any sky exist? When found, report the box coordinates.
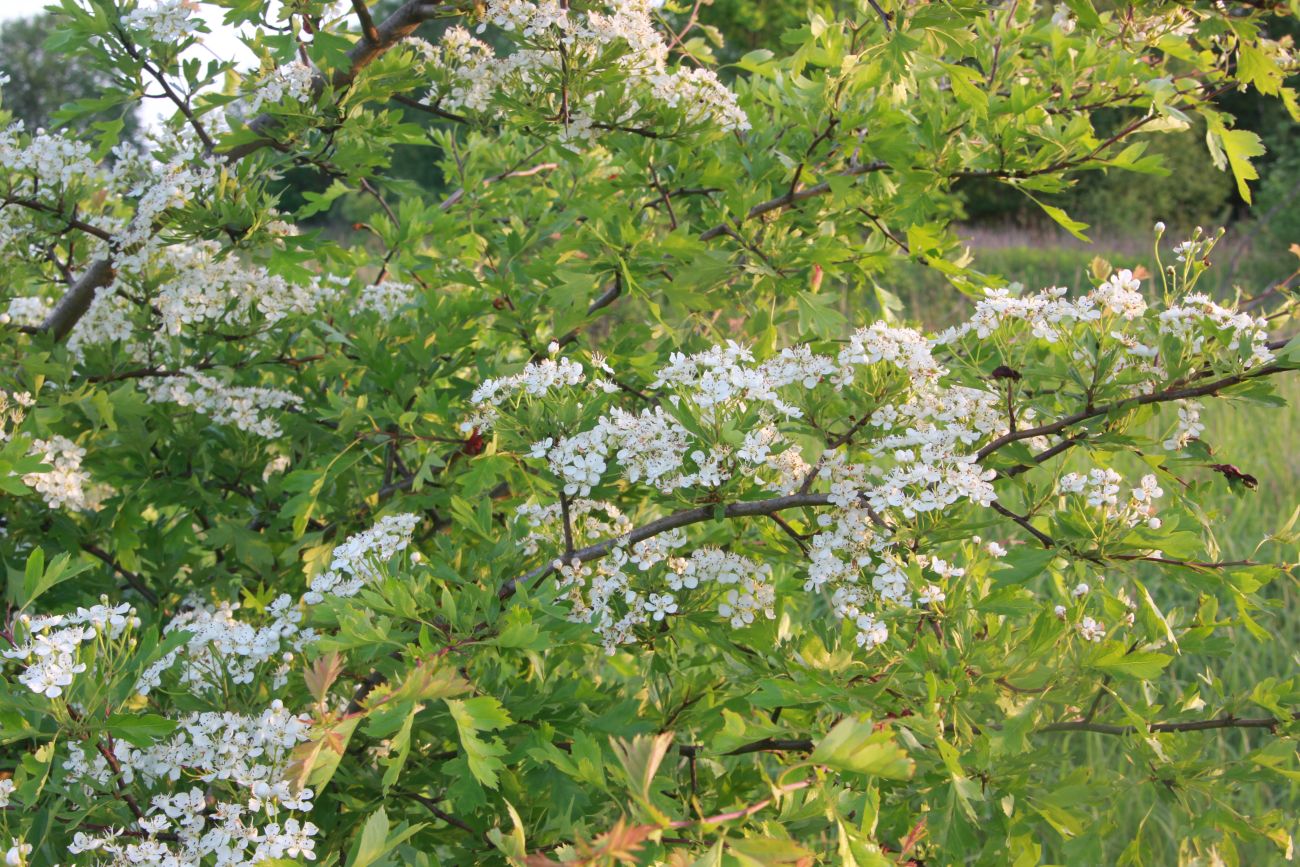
[1,1,260,128]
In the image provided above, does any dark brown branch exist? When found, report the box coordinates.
[680,737,815,757]
[223,1,473,162]
[1110,554,1259,570]
[406,792,480,836]
[767,513,811,552]
[2,197,114,241]
[699,160,889,241]
[95,739,148,822]
[498,492,832,600]
[543,272,624,359]
[989,502,1055,549]
[351,0,382,43]
[81,543,160,605]
[1039,711,1298,736]
[438,145,555,211]
[40,257,116,341]
[999,434,1086,478]
[389,92,470,124]
[977,361,1292,462]
[667,780,813,828]
[866,0,893,32]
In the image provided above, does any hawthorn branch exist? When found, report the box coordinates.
[437,144,556,211]
[988,502,1055,549]
[81,543,160,605]
[1110,554,1260,570]
[405,792,480,837]
[977,359,1294,462]
[667,779,813,828]
[998,433,1086,478]
[543,272,624,358]
[1038,711,1299,736]
[767,513,812,552]
[95,739,148,823]
[699,160,889,241]
[498,492,832,600]
[389,92,470,123]
[34,0,472,342]
[679,738,815,757]
[866,0,893,32]
[223,0,473,161]
[351,0,382,43]
[2,197,114,242]
[39,257,116,341]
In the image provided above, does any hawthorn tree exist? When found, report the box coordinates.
[1,0,1299,864]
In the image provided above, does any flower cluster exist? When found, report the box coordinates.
[1157,292,1274,369]
[22,435,107,511]
[242,61,317,115]
[0,388,34,443]
[63,701,318,865]
[0,124,111,255]
[1058,470,1164,529]
[1164,399,1205,451]
[465,349,590,432]
[498,326,998,648]
[356,280,419,317]
[0,126,104,194]
[518,498,632,558]
[0,508,454,864]
[106,144,218,271]
[304,512,422,602]
[417,0,748,145]
[491,262,1272,655]
[122,0,204,45]
[1,125,336,362]
[0,296,51,328]
[140,371,302,439]
[133,241,336,339]
[2,602,138,698]
[136,595,315,696]
[545,524,778,653]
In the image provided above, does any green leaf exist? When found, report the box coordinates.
[795,290,847,337]
[729,836,815,864]
[811,717,914,779]
[1237,43,1284,96]
[993,547,1057,585]
[446,697,512,790]
[1092,649,1173,680]
[1214,127,1266,203]
[22,548,44,606]
[22,552,92,610]
[1063,0,1102,28]
[611,731,674,804]
[286,716,359,793]
[1028,196,1091,242]
[381,707,418,792]
[347,807,390,867]
[105,714,179,748]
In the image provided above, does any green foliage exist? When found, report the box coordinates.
[1,1,1299,865]
[0,11,143,138]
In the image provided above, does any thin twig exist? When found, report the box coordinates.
[351,0,382,43]
[81,543,160,605]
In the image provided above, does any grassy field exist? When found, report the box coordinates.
[893,231,1300,863]
[886,222,1296,331]
[1101,378,1300,864]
